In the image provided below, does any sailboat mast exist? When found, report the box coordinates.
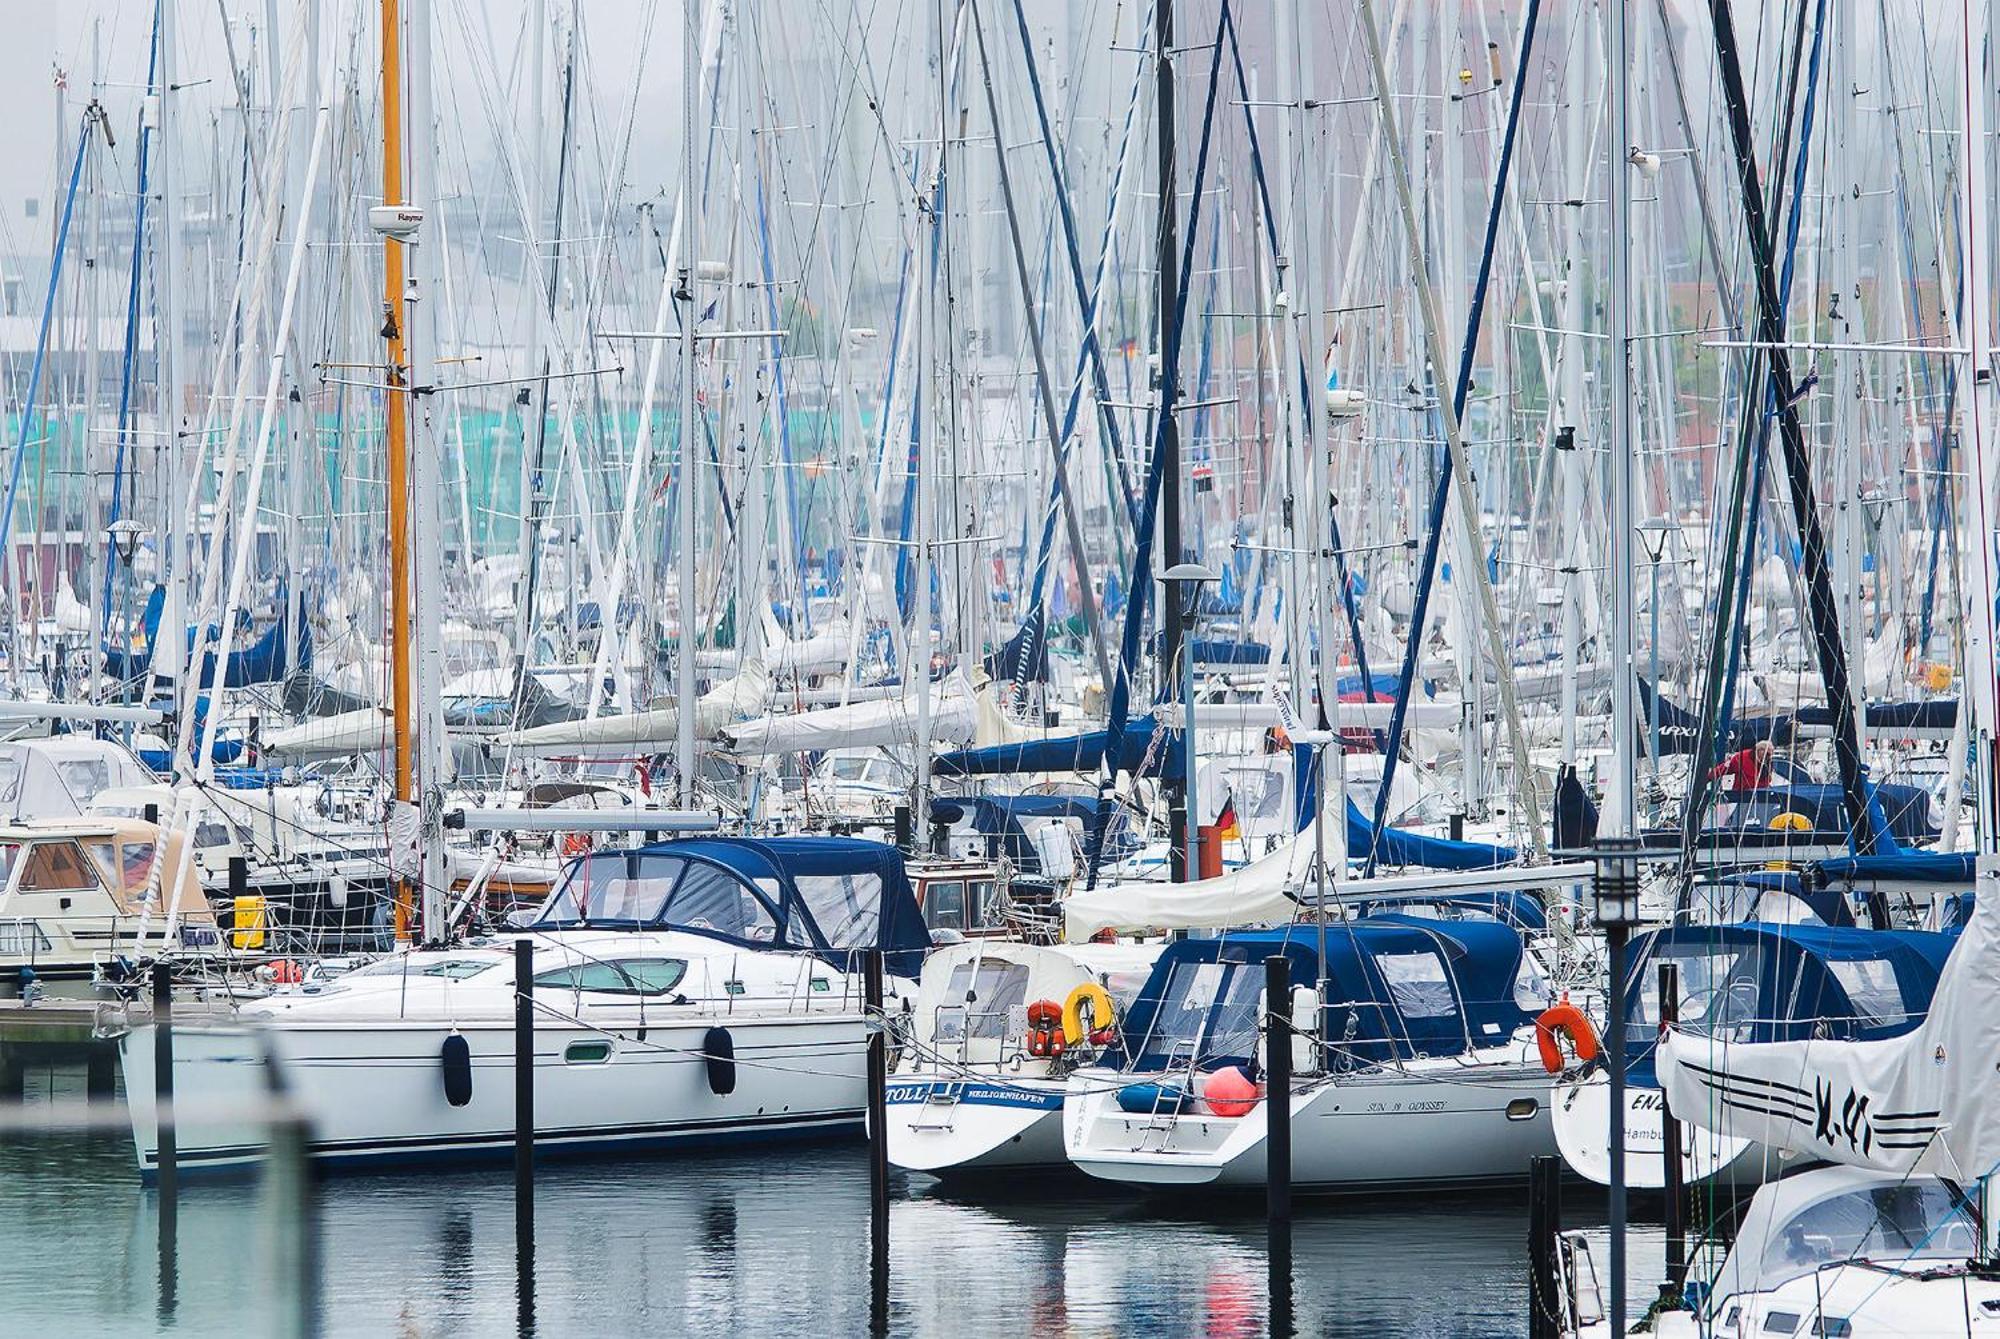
[1154,0,1187,879]
[676,0,699,808]
[1606,0,1637,840]
[380,0,417,940]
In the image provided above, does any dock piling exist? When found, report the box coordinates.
[1265,955,1293,1335]
[152,961,177,1215]
[515,938,535,1333]
[865,948,889,1336]
[1659,962,1687,1298]
[0,1042,22,1103]
[514,939,534,1250]
[1528,1154,1562,1339]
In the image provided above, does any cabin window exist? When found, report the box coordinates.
[121,843,159,895]
[352,958,495,981]
[925,881,966,931]
[534,962,636,994]
[935,961,1029,1042]
[1826,958,1915,1030]
[1373,951,1455,1020]
[13,841,102,895]
[966,882,993,928]
[564,1040,613,1064]
[608,959,689,995]
[794,873,882,947]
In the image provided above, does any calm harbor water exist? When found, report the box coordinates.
[0,1065,1666,1337]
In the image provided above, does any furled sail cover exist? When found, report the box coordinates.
[717,670,977,756]
[1060,826,1318,941]
[1658,861,1998,1176]
[490,659,770,756]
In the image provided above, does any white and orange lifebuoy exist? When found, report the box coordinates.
[1535,997,1600,1074]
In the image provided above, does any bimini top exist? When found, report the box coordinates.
[530,836,931,976]
[1620,922,1955,1084]
[1115,918,1535,1074]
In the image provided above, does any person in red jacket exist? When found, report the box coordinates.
[1708,739,1775,792]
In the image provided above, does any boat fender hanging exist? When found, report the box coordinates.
[703,1026,736,1096]
[1061,983,1116,1048]
[441,1033,473,1107]
[1534,999,1600,1075]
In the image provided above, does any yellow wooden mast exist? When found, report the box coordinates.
[381,0,416,941]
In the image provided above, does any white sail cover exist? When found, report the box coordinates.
[717,669,977,756]
[263,707,393,761]
[1658,861,2000,1178]
[489,659,770,757]
[1060,825,1320,941]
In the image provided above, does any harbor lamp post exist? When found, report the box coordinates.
[1593,834,1644,1334]
[1637,520,1673,766]
[1163,562,1218,882]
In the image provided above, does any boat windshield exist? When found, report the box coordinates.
[1133,959,1264,1069]
[1746,1182,1976,1295]
[934,960,1029,1042]
[1629,942,1768,1045]
[538,854,688,924]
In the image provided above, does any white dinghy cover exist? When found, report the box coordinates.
[1658,861,2000,1177]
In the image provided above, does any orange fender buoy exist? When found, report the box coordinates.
[1535,999,1600,1074]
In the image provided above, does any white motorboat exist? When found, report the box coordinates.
[0,816,220,994]
[117,835,932,1174]
[886,938,1159,1176]
[1063,920,1558,1191]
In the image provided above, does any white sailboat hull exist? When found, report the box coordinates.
[118,1010,868,1175]
[884,1075,1069,1174]
[1064,1062,1554,1191]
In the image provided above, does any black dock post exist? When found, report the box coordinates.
[1528,1154,1563,1339]
[1659,962,1687,1299]
[0,1043,22,1103]
[153,959,177,1322]
[87,1046,117,1101]
[1265,955,1293,1336]
[864,948,890,1336]
[153,960,177,1213]
[514,937,535,1332]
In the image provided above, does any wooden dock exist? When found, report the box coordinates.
[0,999,122,1100]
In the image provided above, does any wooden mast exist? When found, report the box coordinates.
[381,0,417,940]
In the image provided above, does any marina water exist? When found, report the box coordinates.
[2,1065,1663,1338]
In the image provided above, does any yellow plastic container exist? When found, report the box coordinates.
[232,894,267,951]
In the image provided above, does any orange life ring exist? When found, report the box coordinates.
[1535,999,1600,1074]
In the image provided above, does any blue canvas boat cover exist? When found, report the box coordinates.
[1346,798,1517,870]
[934,725,1182,779]
[1116,918,1533,1072]
[1619,922,1956,1085]
[531,835,932,976]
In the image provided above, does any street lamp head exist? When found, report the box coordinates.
[1636,519,1673,564]
[1592,834,1645,928]
[106,519,147,564]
